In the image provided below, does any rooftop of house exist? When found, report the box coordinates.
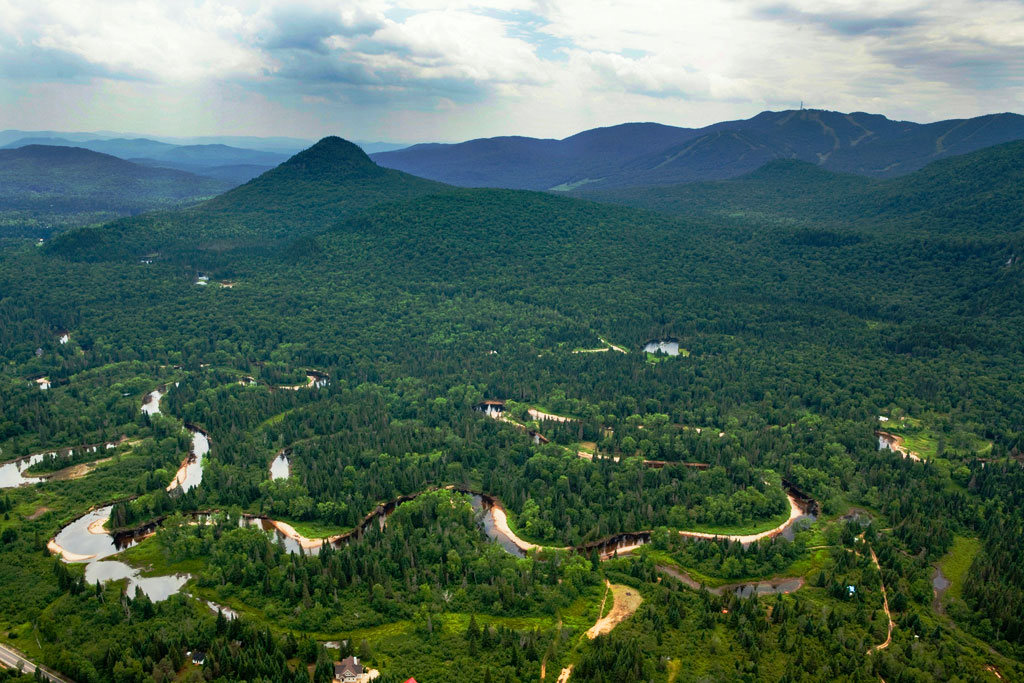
[335,656,364,676]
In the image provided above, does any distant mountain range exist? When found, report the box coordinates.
[0,132,408,184]
[0,145,232,237]
[0,136,292,184]
[371,109,1024,190]
[0,130,313,153]
[49,127,1024,266]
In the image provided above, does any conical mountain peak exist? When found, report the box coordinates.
[279,136,381,178]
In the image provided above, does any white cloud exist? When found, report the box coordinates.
[0,0,1021,140]
[4,0,264,81]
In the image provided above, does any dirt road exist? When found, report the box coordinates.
[867,546,893,654]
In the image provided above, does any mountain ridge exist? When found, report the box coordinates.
[371,109,1024,190]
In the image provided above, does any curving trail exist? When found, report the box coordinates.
[867,545,894,654]
[572,337,627,354]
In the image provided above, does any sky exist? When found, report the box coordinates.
[1,0,1022,144]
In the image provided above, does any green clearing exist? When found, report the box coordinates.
[641,545,828,589]
[645,349,690,364]
[883,416,992,460]
[275,518,352,539]
[118,536,208,577]
[678,505,795,537]
[259,408,294,429]
[937,535,982,602]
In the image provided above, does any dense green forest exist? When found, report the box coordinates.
[0,136,1021,681]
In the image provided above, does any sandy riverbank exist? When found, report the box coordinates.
[46,539,95,562]
[487,504,568,554]
[678,491,805,545]
[265,519,344,550]
[165,455,194,491]
[87,517,110,535]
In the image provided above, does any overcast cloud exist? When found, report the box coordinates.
[0,0,1021,142]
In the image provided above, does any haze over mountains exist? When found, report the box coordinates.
[372,109,1024,191]
[0,132,406,185]
[0,145,231,237]
[0,136,292,184]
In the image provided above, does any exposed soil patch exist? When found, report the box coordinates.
[42,457,113,482]
[25,506,50,521]
[586,581,642,639]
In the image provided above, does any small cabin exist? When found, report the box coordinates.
[475,400,506,417]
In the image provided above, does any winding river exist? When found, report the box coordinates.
[166,428,208,493]
[141,388,164,416]
[46,387,206,600]
[48,384,820,604]
[1,440,125,490]
[658,564,804,597]
[0,454,48,488]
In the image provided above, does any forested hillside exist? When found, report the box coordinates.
[0,145,231,238]
[44,137,447,260]
[582,139,1024,239]
[0,136,1021,682]
[373,109,1024,190]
